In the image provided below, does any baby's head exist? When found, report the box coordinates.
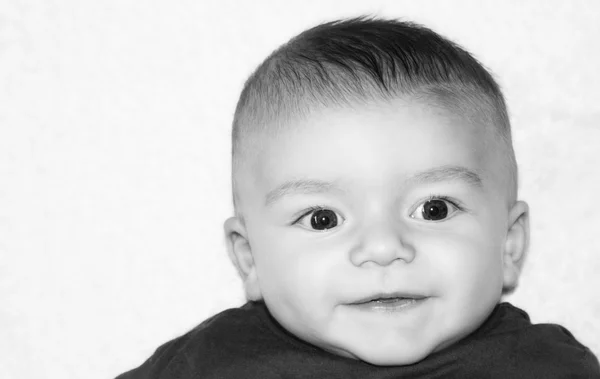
[224,17,529,366]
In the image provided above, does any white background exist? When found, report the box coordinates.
[1,1,599,378]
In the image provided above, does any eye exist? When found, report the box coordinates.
[410,197,461,221]
[296,208,343,231]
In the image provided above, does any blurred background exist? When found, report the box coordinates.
[1,0,599,378]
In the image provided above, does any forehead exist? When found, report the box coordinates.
[231,98,509,217]
[257,99,493,180]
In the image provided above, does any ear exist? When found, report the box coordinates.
[224,216,262,301]
[502,200,530,294]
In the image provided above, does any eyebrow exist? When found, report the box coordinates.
[264,165,483,207]
[408,165,483,187]
[265,179,341,207]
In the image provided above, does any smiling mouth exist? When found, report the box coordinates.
[365,297,416,304]
[351,292,427,305]
[348,293,429,312]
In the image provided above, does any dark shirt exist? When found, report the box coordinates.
[117,302,600,378]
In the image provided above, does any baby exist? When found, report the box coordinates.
[118,17,600,378]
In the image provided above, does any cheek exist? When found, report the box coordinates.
[417,225,504,291]
[251,227,334,298]
[251,231,296,284]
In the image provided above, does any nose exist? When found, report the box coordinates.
[349,219,416,267]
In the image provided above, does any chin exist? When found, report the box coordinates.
[351,345,434,367]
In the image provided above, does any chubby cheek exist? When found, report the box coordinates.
[414,228,503,347]
[251,228,334,307]
[419,227,504,300]
[252,235,297,297]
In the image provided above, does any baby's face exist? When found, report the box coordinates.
[229,98,526,365]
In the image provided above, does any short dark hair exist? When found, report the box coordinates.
[231,17,517,215]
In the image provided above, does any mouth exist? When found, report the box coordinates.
[350,292,427,305]
[348,292,429,313]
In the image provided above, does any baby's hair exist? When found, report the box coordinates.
[231,16,517,217]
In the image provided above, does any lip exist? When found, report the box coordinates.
[350,292,428,305]
[348,297,427,313]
